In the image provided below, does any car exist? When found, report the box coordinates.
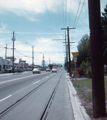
[5,67,17,73]
[46,68,51,72]
[52,68,57,73]
[5,68,13,73]
[16,68,23,72]
[33,68,41,74]
[26,68,32,71]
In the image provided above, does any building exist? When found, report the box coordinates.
[18,59,28,70]
[0,57,12,73]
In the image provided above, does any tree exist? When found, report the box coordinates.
[101,5,107,65]
[48,64,53,70]
[77,34,90,66]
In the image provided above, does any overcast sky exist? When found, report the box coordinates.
[0,0,107,65]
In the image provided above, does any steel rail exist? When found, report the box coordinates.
[38,71,63,120]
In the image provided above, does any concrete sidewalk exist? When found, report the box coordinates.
[46,71,91,120]
[66,72,91,120]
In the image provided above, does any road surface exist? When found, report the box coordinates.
[0,68,74,120]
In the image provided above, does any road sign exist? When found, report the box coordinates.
[72,52,79,58]
[74,58,77,63]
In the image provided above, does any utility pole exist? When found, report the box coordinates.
[52,32,69,70]
[61,27,75,76]
[42,54,45,70]
[4,44,8,59]
[64,31,68,66]
[12,31,15,73]
[88,0,106,118]
[63,32,69,71]
[32,45,34,70]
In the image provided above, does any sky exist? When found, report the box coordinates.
[0,0,107,66]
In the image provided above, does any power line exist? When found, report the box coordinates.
[63,0,65,27]
[65,0,67,27]
[15,50,31,58]
[44,0,55,34]
[68,0,73,26]
[74,0,86,28]
[73,0,81,27]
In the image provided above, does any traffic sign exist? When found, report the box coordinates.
[74,58,77,63]
[72,52,79,58]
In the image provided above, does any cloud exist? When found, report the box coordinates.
[0,0,87,15]
[0,0,59,14]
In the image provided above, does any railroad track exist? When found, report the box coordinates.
[39,72,63,120]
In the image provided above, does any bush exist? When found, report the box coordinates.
[78,61,91,78]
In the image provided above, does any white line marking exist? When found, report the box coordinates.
[0,76,10,79]
[12,81,40,95]
[33,81,40,85]
[45,76,49,78]
[12,85,31,95]
[12,88,25,95]
[0,74,37,85]
[22,72,28,74]
[0,95,12,102]
[0,74,12,76]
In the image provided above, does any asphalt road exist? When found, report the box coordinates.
[0,67,74,120]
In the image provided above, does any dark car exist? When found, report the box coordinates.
[5,68,13,73]
[5,68,20,73]
[16,68,23,72]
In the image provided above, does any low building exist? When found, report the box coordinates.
[19,59,28,70]
[0,57,12,73]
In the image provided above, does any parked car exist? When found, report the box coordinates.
[5,67,17,73]
[5,68,13,73]
[52,68,57,73]
[26,68,32,71]
[17,68,23,72]
[46,68,51,72]
[33,68,41,74]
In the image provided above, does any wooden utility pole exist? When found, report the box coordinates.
[65,31,68,66]
[4,44,8,59]
[12,31,15,72]
[88,0,106,117]
[61,27,75,76]
[32,45,34,70]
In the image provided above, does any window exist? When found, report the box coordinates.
[3,65,5,69]
[0,65,1,71]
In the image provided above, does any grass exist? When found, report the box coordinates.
[72,78,107,117]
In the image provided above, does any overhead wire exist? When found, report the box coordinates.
[73,0,81,28]
[68,0,73,26]
[65,0,67,27]
[71,0,86,43]
[44,0,55,35]
[63,0,65,27]
[74,0,86,28]
[15,50,32,58]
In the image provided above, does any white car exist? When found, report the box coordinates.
[33,68,41,74]
[46,68,51,72]
[52,68,57,73]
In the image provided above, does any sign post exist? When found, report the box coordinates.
[72,52,79,80]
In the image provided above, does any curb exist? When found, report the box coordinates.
[66,73,91,120]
